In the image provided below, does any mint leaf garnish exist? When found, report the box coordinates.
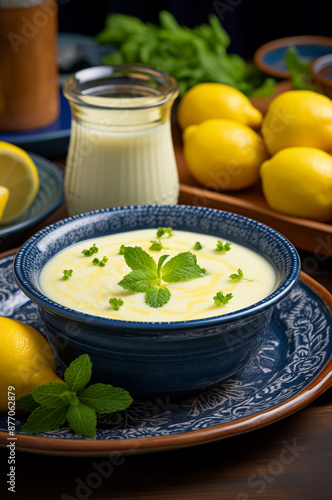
[21,405,68,434]
[118,247,204,308]
[161,252,204,282]
[64,354,92,393]
[119,244,125,255]
[229,268,253,281]
[16,394,41,413]
[213,291,233,306]
[77,384,133,414]
[123,246,157,274]
[82,243,98,257]
[31,382,70,408]
[215,240,231,252]
[118,269,158,293]
[149,240,164,251]
[145,286,171,308]
[194,241,202,250]
[109,298,124,311]
[149,227,173,251]
[66,401,97,439]
[62,269,73,280]
[92,256,108,267]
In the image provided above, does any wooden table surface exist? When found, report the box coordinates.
[1,153,332,500]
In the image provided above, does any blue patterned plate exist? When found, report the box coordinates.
[0,252,331,456]
[0,153,64,241]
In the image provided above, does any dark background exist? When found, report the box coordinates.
[57,0,331,59]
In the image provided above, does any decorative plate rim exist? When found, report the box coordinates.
[253,35,332,78]
[0,247,331,456]
[0,153,64,238]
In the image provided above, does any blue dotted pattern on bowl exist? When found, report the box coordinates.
[13,205,300,330]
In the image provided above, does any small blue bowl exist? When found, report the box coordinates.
[254,35,332,79]
[13,205,300,397]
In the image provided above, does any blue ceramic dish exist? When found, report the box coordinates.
[13,205,300,397]
[254,35,332,79]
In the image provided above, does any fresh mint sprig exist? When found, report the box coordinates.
[193,241,202,250]
[118,246,205,308]
[82,243,98,257]
[62,269,73,280]
[16,354,133,438]
[92,256,109,267]
[109,298,124,311]
[215,240,231,252]
[229,268,253,281]
[213,291,233,306]
[149,227,173,251]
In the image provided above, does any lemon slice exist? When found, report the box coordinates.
[0,141,39,225]
[0,186,9,222]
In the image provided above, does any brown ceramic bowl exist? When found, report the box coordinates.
[254,35,332,79]
[310,53,332,99]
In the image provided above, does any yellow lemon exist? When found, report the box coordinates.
[261,90,332,155]
[0,185,9,221]
[0,141,39,225]
[260,147,332,222]
[0,317,63,412]
[177,82,262,130]
[183,119,268,191]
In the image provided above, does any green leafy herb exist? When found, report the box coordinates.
[109,298,124,311]
[82,243,98,257]
[16,354,133,438]
[119,244,125,255]
[92,256,109,267]
[96,11,275,97]
[229,268,253,281]
[194,241,203,250]
[118,246,204,308]
[149,227,173,251]
[215,240,231,252]
[284,46,318,91]
[62,269,73,280]
[213,291,233,306]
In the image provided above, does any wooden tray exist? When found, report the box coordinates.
[173,83,332,257]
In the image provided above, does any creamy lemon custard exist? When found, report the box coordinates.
[39,229,276,322]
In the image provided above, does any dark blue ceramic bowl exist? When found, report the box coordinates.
[14,205,300,397]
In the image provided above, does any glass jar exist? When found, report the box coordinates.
[63,65,179,216]
[0,0,58,131]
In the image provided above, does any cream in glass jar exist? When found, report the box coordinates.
[63,65,179,215]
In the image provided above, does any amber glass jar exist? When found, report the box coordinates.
[0,0,59,131]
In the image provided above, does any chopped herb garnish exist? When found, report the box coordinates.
[213,291,233,306]
[229,268,253,281]
[215,240,231,252]
[149,227,173,251]
[109,298,124,311]
[16,354,133,438]
[92,256,109,267]
[62,269,73,280]
[194,241,203,250]
[82,243,98,257]
[118,246,204,308]
[119,244,125,255]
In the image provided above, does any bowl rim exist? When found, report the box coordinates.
[13,205,301,331]
[254,35,332,79]
[310,53,332,86]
